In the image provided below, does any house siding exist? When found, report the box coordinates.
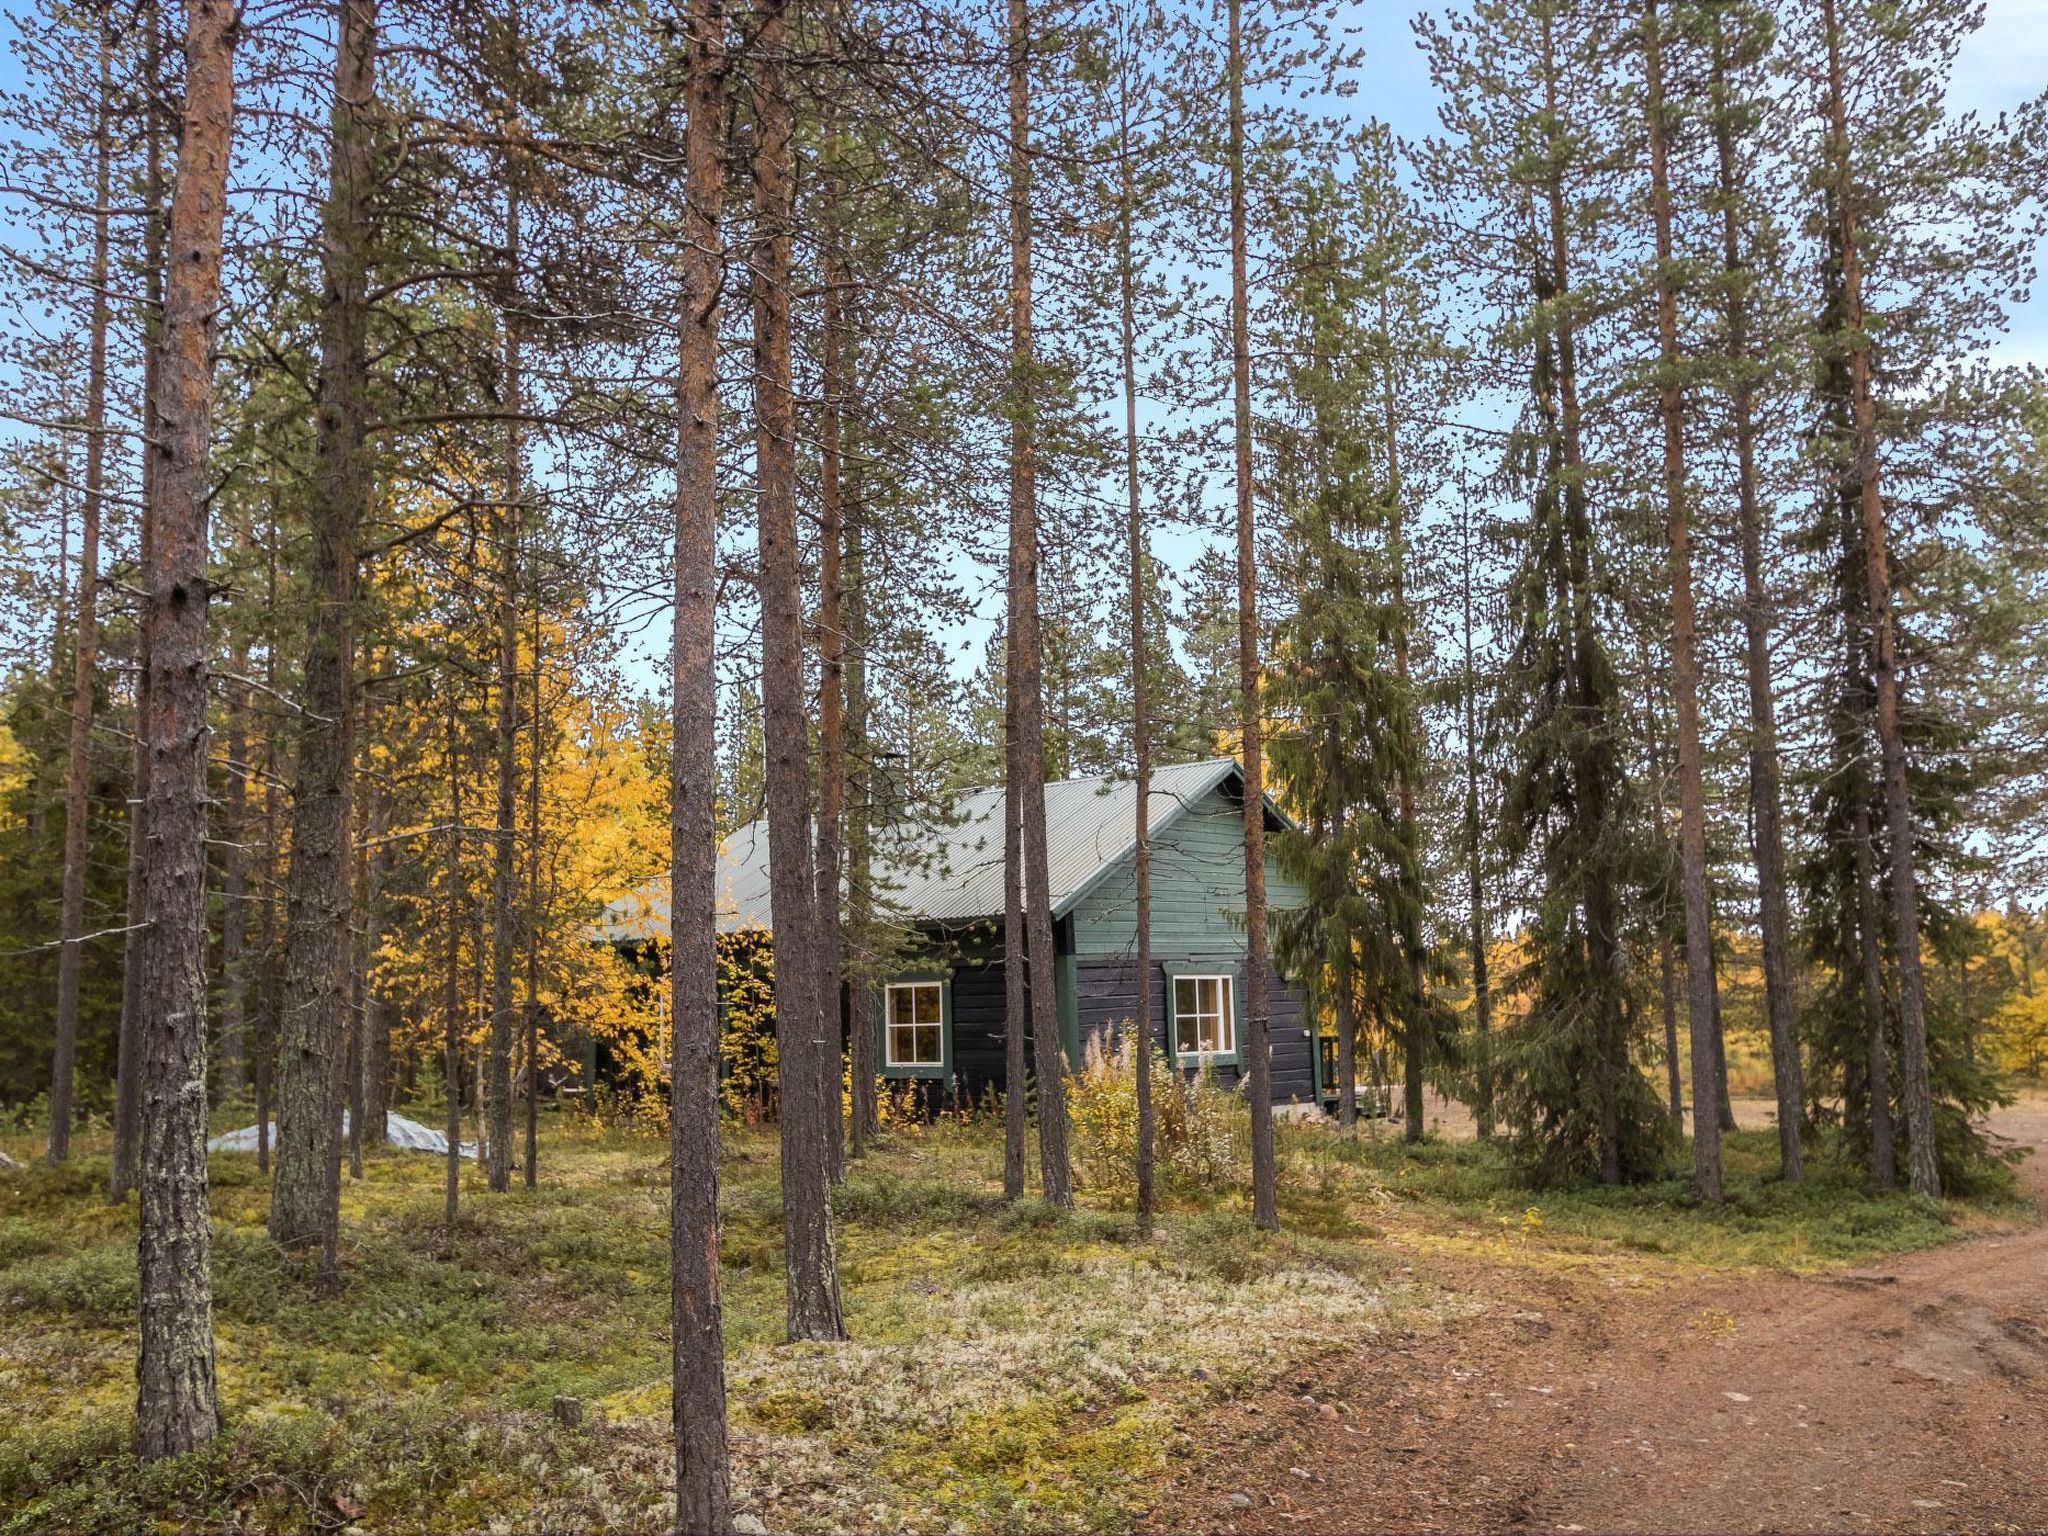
[1073,953,1315,1105]
[1064,778,1309,956]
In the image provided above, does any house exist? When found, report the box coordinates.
[597,757,1324,1109]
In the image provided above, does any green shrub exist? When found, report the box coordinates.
[1066,1034,1248,1204]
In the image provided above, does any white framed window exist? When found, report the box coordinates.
[885,980,945,1069]
[1173,974,1236,1059]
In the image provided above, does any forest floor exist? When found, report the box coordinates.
[0,1095,2039,1534]
[1168,1095,2048,1535]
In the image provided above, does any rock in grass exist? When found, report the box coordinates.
[551,1394,583,1428]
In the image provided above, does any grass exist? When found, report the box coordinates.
[1308,1120,2033,1273]
[0,1108,2030,1534]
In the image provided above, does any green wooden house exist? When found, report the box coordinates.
[598,758,1324,1108]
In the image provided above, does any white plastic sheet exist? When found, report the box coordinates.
[207,1111,477,1159]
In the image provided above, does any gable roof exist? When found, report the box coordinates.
[597,756,1289,941]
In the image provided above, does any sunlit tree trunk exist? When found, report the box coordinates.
[134,0,237,1459]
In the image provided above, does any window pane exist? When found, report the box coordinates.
[914,1024,941,1063]
[886,1023,911,1065]
[890,987,914,1026]
[915,984,941,1025]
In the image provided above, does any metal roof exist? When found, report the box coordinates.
[596,757,1280,942]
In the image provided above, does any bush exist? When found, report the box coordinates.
[1067,1032,1248,1205]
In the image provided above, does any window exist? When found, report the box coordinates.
[1173,974,1236,1059]
[885,981,945,1069]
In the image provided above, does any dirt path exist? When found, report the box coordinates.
[1161,1104,2048,1535]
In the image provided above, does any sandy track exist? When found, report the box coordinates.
[1160,1103,2048,1535]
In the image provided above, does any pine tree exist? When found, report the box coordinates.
[134,0,236,1461]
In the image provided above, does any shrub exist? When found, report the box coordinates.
[1067,1032,1248,1204]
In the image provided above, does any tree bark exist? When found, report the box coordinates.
[753,0,845,1341]
[487,171,523,1196]
[254,510,282,1175]
[272,0,376,1252]
[846,513,879,1157]
[112,0,168,1201]
[47,14,112,1163]
[134,0,236,1458]
[815,76,850,1186]
[1002,642,1029,1199]
[1461,499,1493,1140]
[1227,0,1277,1229]
[1710,8,1802,1181]
[443,712,464,1227]
[218,633,249,1106]
[1116,74,1155,1232]
[1007,0,1073,1210]
[525,601,543,1187]
[672,0,735,1516]
[1643,0,1723,1201]
[1821,0,1939,1198]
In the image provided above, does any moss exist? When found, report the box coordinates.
[5,1113,2018,1534]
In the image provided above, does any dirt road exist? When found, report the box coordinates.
[1163,1103,2048,1534]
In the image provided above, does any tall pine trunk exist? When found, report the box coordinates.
[254,513,282,1173]
[443,712,465,1226]
[846,513,879,1157]
[47,13,112,1163]
[272,0,376,1251]
[1116,76,1155,1232]
[486,173,523,1196]
[753,0,845,1340]
[1643,0,1723,1200]
[134,0,236,1458]
[1710,9,1802,1180]
[1227,0,1277,1230]
[1821,0,1939,1198]
[671,0,735,1516]
[524,601,543,1187]
[112,0,168,1200]
[815,75,850,1185]
[1007,0,1073,1209]
[1460,502,1492,1139]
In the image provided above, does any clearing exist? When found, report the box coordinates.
[1,1100,2040,1534]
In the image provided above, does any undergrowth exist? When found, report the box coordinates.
[0,1105,2029,1533]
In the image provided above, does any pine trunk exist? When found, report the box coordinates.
[443,715,464,1226]
[47,15,112,1163]
[1709,11,1803,1180]
[525,602,543,1187]
[1821,0,1939,1198]
[1117,100,1155,1232]
[112,0,167,1200]
[846,515,879,1156]
[1462,507,1492,1140]
[753,0,845,1340]
[815,90,849,1186]
[1227,0,1277,1230]
[487,183,523,1196]
[134,0,235,1457]
[1007,0,1073,1210]
[1644,0,1723,1200]
[672,0,734,1515]
[272,0,376,1251]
